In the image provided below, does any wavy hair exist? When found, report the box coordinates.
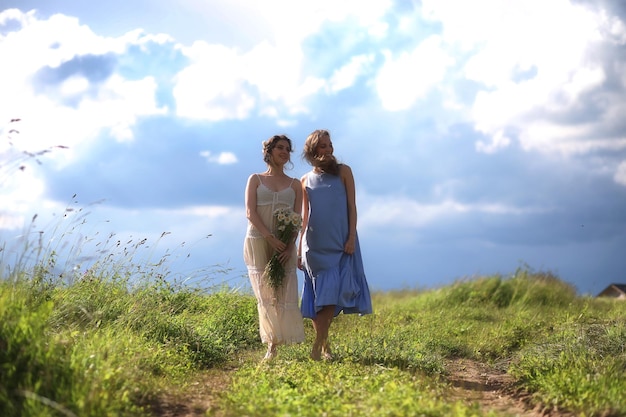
[302,129,340,175]
[262,134,294,169]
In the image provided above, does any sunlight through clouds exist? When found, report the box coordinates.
[1,1,625,294]
[172,0,393,120]
[173,39,313,120]
[376,36,454,111]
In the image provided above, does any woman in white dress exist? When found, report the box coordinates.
[243,135,305,360]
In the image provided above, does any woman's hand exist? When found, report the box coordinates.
[277,241,295,264]
[344,235,355,255]
[267,235,286,253]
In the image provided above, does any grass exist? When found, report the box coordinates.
[0,189,624,416]
[2,252,625,416]
[219,272,625,417]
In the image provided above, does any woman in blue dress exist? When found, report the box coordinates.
[298,129,373,361]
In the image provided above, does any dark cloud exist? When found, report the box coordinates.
[29,39,188,109]
[41,116,306,209]
[326,106,626,249]
[573,0,626,21]
[30,54,117,107]
[33,53,117,86]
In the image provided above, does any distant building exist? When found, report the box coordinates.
[597,283,626,300]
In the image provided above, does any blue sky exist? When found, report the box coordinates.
[1,0,625,295]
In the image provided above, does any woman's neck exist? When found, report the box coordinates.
[265,167,286,176]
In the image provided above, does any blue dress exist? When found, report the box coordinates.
[300,170,373,318]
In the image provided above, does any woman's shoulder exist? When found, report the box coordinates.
[289,176,302,191]
[247,173,263,185]
[338,163,352,175]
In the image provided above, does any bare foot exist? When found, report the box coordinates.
[263,344,277,361]
[321,342,333,360]
[310,341,322,361]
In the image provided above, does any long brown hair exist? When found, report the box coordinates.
[302,129,340,175]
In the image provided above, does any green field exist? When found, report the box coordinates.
[2,259,625,416]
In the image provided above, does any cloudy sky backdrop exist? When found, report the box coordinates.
[1,0,625,295]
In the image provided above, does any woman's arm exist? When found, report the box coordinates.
[277,177,303,264]
[340,164,357,255]
[293,176,303,224]
[245,174,286,253]
[297,175,310,269]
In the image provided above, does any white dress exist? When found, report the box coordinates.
[243,176,305,345]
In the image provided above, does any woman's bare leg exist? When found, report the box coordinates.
[311,305,335,361]
[322,340,333,360]
[263,342,277,361]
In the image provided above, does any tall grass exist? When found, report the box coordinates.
[0,271,259,417]
[0,197,258,417]
[3,240,625,416]
[1,161,624,415]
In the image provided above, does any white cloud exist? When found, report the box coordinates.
[0,10,170,230]
[0,168,44,230]
[328,54,374,93]
[59,76,90,96]
[600,9,626,45]
[83,75,168,142]
[181,0,391,44]
[173,40,299,121]
[359,193,546,230]
[615,161,626,186]
[172,0,394,121]
[376,35,454,111]
[519,123,626,155]
[7,74,167,169]
[421,0,626,156]
[0,10,168,154]
[174,205,235,218]
[471,63,617,155]
[475,130,511,154]
[200,150,238,165]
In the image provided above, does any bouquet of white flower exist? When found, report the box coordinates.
[265,207,302,289]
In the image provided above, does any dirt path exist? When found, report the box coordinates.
[149,357,575,417]
[444,358,575,417]
[147,364,236,417]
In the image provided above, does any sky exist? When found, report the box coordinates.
[1,0,625,296]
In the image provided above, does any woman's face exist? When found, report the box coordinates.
[315,135,333,157]
[271,139,292,165]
